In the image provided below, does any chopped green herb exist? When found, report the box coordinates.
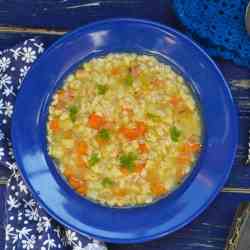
[68,105,78,122]
[146,112,161,122]
[97,128,111,141]
[170,126,181,142]
[119,152,138,171]
[102,177,114,187]
[124,74,133,87]
[88,153,100,166]
[97,84,108,95]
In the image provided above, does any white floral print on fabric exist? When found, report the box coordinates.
[1,39,107,250]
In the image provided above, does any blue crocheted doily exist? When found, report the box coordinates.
[172,0,250,67]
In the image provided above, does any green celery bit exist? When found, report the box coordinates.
[170,126,181,142]
[97,128,111,141]
[102,177,114,188]
[88,153,100,166]
[68,105,78,122]
[124,74,133,87]
[97,84,108,95]
[119,152,138,171]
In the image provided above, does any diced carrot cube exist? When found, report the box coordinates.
[134,163,146,173]
[135,121,147,136]
[169,96,181,107]
[151,182,167,196]
[88,113,106,129]
[180,142,201,155]
[111,67,120,76]
[189,143,201,153]
[76,183,87,195]
[75,156,87,169]
[68,176,82,189]
[138,143,149,154]
[49,119,60,132]
[119,127,138,140]
[75,141,88,155]
[176,156,191,166]
[119,122,147,141]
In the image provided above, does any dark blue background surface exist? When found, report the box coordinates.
[0,1,250,249]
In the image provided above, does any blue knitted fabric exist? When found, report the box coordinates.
[172,0,250,67]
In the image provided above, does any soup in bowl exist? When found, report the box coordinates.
[47,53,202,207]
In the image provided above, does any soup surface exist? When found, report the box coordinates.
[47,53,202,207]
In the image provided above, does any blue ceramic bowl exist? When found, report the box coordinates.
[11,18,238,243]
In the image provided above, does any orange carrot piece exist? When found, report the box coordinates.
[151,182,167,196]
[88,113,106,129]
[135,121,147,136]
[189,143,201,153]
[111,67,120,76]
[134,163,146,173]
[169,96,181,107]
[146,168,167,196]
[119,122,147,141]
[119,127,138,141]
[138,143,149,154]
[146,172,162,194]
[49,119,60,132]
[68,176,82,189]
[76,183,87,195]
[180,142,201,155]
[176,155,191,166]
[75,141,88,155]
[75,156,87,169]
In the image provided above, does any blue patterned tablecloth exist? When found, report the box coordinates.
[1,39,106,250]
